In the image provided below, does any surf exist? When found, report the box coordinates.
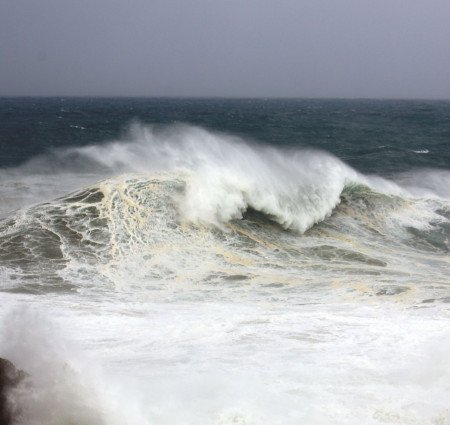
[1,118,450,425]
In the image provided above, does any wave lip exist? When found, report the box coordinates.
[180,148,355,233]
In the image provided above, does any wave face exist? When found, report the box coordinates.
[1,103,450,425]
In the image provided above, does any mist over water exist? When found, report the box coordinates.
[0,99,449,424]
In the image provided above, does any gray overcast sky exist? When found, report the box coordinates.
[1,0,450,98]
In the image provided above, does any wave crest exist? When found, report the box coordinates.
[70,123,361,232]
[3,122,448,233]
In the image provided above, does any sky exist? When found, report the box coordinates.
[1,0,450,98]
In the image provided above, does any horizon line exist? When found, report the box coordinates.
[1,95,450,102]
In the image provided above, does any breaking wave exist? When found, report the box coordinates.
[5,122,441,231]
[0,123,449,296]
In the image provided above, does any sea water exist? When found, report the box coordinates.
[0,98,449,424]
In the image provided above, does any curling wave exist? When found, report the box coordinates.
[4,122,422,232]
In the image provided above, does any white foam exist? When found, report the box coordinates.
[1,299,449,425]
[0,306,149,425]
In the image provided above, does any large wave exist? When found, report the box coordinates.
[5,122,437,233]
[0,123,449,303]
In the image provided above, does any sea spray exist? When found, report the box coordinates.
[0,307,149,425]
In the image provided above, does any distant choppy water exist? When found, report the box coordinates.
[0,98,449,425]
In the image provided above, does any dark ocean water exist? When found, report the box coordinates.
[2,97,450,173]
[0,98,449,425]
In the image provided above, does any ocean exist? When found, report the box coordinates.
[0,97,449,424]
